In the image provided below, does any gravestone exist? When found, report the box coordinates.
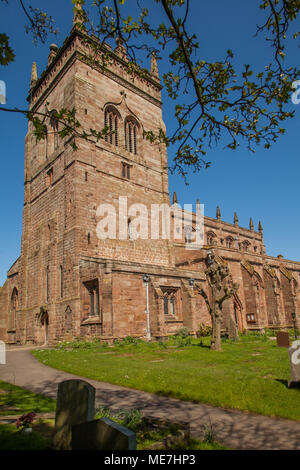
[52,379,95,450]
[0,341,5,365]
[276,331,290,348]
[288,341,300,388]
[72,417,136,450]
[228,315,239,341]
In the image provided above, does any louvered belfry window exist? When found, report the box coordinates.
[125,118,138,155]
[104,107,119,146]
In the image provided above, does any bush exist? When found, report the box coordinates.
[114,336,144,347]
[174,327,190,338]
[169,329,192,347]
[196,323,212,337]
[95,406,143,432]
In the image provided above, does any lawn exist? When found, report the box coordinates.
[0,380,56,450]
[0,380,56,416]
[0,380,224,450]
[32,333,300,421]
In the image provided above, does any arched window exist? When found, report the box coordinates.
[184,225,192,244]
[104,106,119,146]
[10,288,18,330]
[128,218,133,240]
[124,117,139,154]
[226,237,233,249]
[163,296,169,315]
[50,110,59,150]
[243,241,251,252]
[59,265,63,299]
[207,231,217,246]
[163,289,177,316]
[170,295,176,315]
[43,125,48,160]
[46,266,50,303]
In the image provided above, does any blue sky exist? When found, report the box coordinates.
[0,0,300,285]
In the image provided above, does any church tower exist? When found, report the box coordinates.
[18,15,174,343]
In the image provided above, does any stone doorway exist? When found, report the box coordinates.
[37,307,49,345]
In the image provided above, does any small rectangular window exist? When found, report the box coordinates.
[122,162,131,180]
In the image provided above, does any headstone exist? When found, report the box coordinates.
[276,331,290,348]
[288,341,300,388]
[228,315,239,341]
[0,341,5,365]
[52,379,95,450]
[72,417,136,450]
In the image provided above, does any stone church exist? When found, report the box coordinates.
[0,16,299,345]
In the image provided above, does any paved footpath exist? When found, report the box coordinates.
[1,346,300,450]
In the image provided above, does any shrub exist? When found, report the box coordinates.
[197,323,212,337]
[174,327,190,338]
[169,329,192,347]
[114,336,143,347]
[95,406,143,432]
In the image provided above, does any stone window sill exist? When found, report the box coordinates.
[164,316,183,323]
[81,317,102,326]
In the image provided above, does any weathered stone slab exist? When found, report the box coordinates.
[228,315,239,341]
[72,417,136,450]
[276,331,290,348]
[52,379,95,450]
[0,341,5,365]
[288,341,300,388]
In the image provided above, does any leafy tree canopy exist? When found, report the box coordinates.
[1,0,300,178]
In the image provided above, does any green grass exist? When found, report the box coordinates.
[0,381,56,450]
[0,380,56,416]
[0,423,52,450]
[94,405,227,450]
[0,379,224,450]
[32,334,300,421]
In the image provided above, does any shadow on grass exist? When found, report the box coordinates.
[0,381,56,415]
[0,421,53,450]
[275,379,300,390]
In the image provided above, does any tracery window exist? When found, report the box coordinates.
[226,237,234,249]
[162,289,178,316]
[104,107,119,146]
[124,117,139,154]
[83,280,100,317]
[43,125,48,160]
[207,231,217,246]
[184,226,192,244]
[243,241,251,252]
[10,288,18,330]
[50,111,59,150]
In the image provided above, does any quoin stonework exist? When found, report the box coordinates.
[0,13,299,346]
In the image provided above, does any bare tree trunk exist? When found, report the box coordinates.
[210,312,222,351]
[228,314,239,342]
[198,254,239,352]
